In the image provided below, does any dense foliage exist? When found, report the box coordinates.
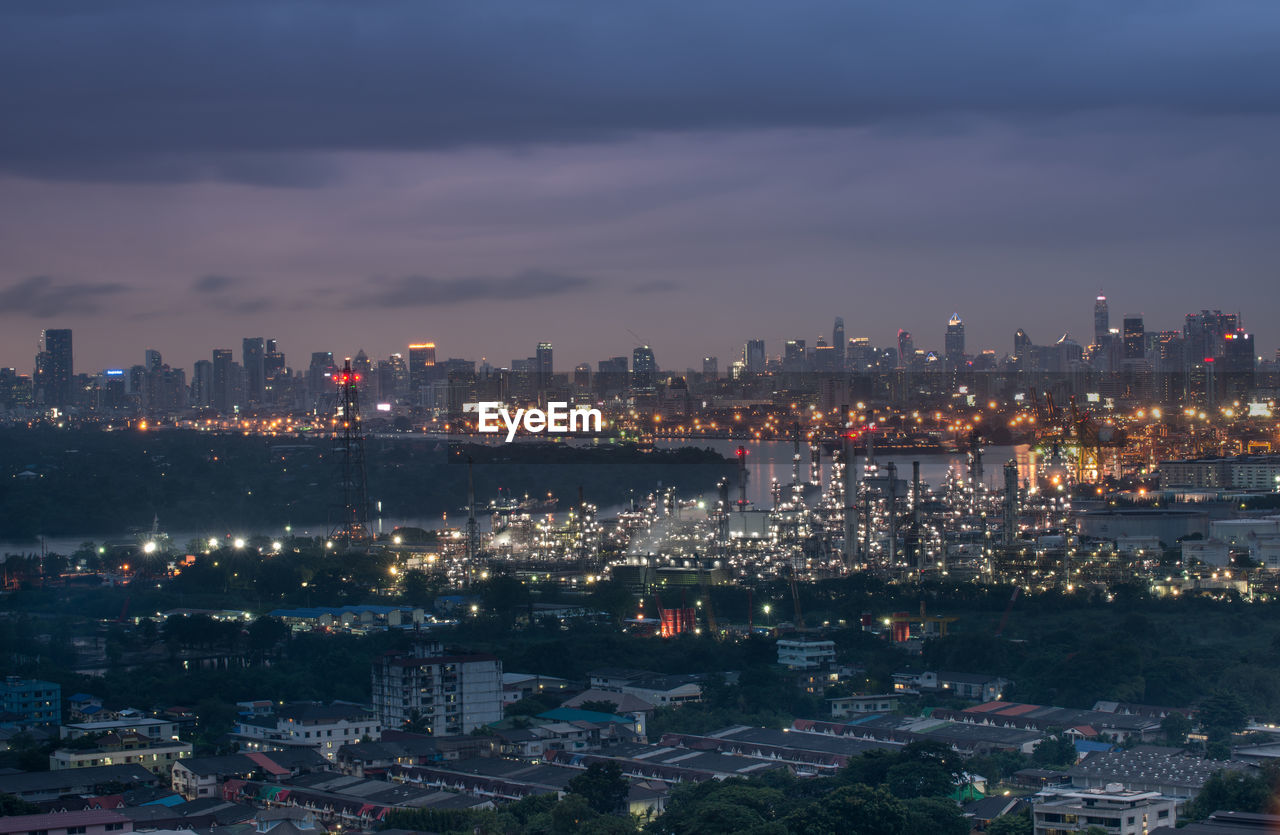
[0,428,733,539]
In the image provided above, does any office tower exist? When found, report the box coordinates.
[573,363,591,389]
[783,339,807,371]
[945,313,965,369]
[1093,295,1109,347]
[212,349,234,413]
[744,339,766,373]
[536,342,553,390]
[36,328,73,408]
[408,343,437,394]
[832,317,845,370]
[896,330,913,368]
[847,337,872,372]
[596,356,628,393]
[632,345,657,390]
[192,360,213,407]
[144,349,163,372]
[1123,315,1145,360]
[702,356,718,377]
[1013,328,1032,358]
[1184,311,1239,362]
[242,337,265,404]
[308,352,335,408]
[812,341,836,372]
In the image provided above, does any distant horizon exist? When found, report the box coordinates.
[2,300,1271,379]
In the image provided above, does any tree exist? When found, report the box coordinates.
[1032,734,1077,766]
[904,797,969,835]
[985,809,1033,835]
[580,699,623,715]
[886,761,953,798]
[1199,692,1248,739]
[1186,769,1271,819]
[1161,712,1192,746]
[0,792,42,815]
[783,785,909,835]
[566,761,630,815]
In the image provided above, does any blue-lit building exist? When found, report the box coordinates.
[0,676,61,727]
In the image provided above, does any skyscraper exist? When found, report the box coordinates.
[408,343,437,394]
[897,330,913,368]
[702,356,718,377]
[243,337,265,404]
[212,348,234,413]
[632,345,656,390]
[37,328,73,408]
[1123,315,1145,360]
[1093,295,1109,347]
[744,339,765,373]
[535,342,553,390]
[944,313,965,370]
[832,317,845,370]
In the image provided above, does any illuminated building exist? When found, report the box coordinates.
[408,342,437,395]
[944,313,965,370]
[36,328,73,408]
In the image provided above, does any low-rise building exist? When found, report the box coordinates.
[49,733,192,774]
[1067,746,1256,802]
[0,810,131,835]
[0,676,61,726]
[1033,786,1175,835]
[232,702,380,762]
[777,637,837,670]
[587,668,702,707]
[829,694,900,719]
[0,764,157,802]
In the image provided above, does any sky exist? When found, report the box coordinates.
[2,0,1280,375]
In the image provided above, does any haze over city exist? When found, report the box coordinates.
[3,1,1280,371]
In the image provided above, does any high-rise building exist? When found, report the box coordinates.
[1184,311,1239,363]
[1123,315,1145,360]
[896,330,913,369]
[408,343,437,394]
[847,337,872,371]
[944,313,965,370]
[192,360,213,407]
[573,363,591,389]
[832,317,845,370]
[744,339,765,373]
[242,337,265,404]
[372,642,502,735]
[211,349,234,413]
[36,328,73,408]
[535,342,553,390]
[1093,295,1109,347]
[144,348,163,372]
[632,345,657,390]
[702,356,718,377]
[1014,328,1032,358]
[783,339,807,371]
[596,356,628,393]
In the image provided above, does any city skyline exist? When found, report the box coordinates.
[0,299,1270,380]
[3,2,1280,370]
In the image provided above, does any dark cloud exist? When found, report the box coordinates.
[2,1,1279,181]
[193,274,239,294]
[0,275,129,317]
[356,270,593,307]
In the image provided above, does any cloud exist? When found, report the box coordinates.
[0,275,129,317]
[193,274,238,293]
[356,269,593,307]
[2,1,1279,182]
